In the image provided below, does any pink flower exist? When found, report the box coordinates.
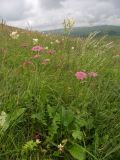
[32,54,40,59]
[75,71,87,80]
[88,72,97,78]
[47,50,55,55]
[41,59,50,65]
[32,46,44,51]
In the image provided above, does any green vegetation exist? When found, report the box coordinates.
[0,24,120,160]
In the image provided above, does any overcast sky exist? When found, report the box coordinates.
[0,0,120,31]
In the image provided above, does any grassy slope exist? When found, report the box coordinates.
[47,25,120,36]
[0,24,120,160]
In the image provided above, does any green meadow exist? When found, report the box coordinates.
[0,24,120,160]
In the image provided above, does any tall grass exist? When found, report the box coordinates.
[0,24,120,160]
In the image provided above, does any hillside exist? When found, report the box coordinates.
[47,25,120,36]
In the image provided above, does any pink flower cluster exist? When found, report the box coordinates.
[32,46,44,51]
[75,71,97,80]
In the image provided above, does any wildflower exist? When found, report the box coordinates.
[63,18,75,34]
[57,139,67,152]
[88,72,97,78]
[58,143,64,152]
[33,38,38,45]
[36,139,41,144]
[71,46,74,50]
[41,59,50,65]
[50,42,53,45]
[10,31,19,39]
[32,54,40,59]
[55,39,60,44]
[0,111,7,127]
[32,46,44,52]
[75,71,87,80]
[45,46,49,50]
[47,50,55,55]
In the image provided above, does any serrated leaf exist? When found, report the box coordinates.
[72,130,83,140]
[31,113,47,126]
[68,144,85,160]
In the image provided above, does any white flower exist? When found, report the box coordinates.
[10,31,19,39]
[71,46,74,50]
[33,38,38,44]
[36,139,41,144]
[55,40,60,44]
[45,46,49,50]
[58,143,64,152]
[63,18,75,34]
[0,111,7,127]
[50,42,53,45]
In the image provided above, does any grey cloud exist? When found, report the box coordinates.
[0,0,120,30]
[100,0,120,8]
[0,0,30,21]
[40,0,66,9]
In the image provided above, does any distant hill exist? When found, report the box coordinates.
[46,25,120,37]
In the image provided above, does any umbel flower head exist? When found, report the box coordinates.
[75,71,87,80]
[63,18,75,35]
[75,71,98,80]
[32,46,44,52]
[33,38,38,45]
[10,31,19,39]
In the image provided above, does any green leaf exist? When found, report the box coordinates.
[61,107,74,127]
[53,151,60,157]
[0,108,25,134]
[68,144,85,160]
[31,113,47,126]
[72,130,83,140]
[9,108,25,123]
